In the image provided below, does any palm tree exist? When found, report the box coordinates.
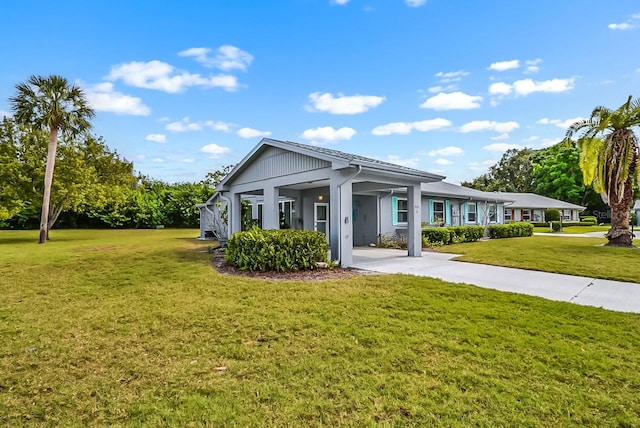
[9,75,95,243]
[566,96,640,247]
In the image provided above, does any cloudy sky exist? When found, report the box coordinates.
[1,0,639,184]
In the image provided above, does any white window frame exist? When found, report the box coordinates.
[467,202,477,223]
[522,209,531,221]
[396,198,408,224]
[488,203,497,223]
[433,200,445,224]
[504,209,512,221]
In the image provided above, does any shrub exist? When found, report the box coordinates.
[422,228,452,246]
[531,222,549,228]
[378,233,408,249]
[225,228,329,272]
[550,221,563,232]
[580,215,597,225]
[632,212,638,226]
[488,222,534,239]
[545,209,561,222]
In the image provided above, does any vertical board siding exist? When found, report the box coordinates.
[233,147,331,185]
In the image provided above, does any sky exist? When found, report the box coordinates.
[1,0,639,184]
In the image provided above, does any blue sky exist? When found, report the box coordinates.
[1,0,639,184]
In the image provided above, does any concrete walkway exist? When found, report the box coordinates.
[352,248,640,314]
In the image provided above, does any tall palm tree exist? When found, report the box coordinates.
[566,96,640,247]
[9,75,95,243]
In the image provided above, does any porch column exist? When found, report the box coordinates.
[329,178,340,263]
[339,178,354,267]
[263,186,280,230]
[229,192,242,235]
[407,184,422,257]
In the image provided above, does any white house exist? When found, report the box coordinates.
[498,193,585,222]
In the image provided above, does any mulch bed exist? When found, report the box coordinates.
[209,249,371,281]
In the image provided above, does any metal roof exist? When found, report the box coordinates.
[421,181,515,202]
[499,192,586,210]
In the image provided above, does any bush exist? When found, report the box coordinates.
[225,228,329,272]
[531,222,549,228]
[550,221,563,232]
[580,215,598,225]
[488,222,534,239]
[545,209,561,222]
[422,225,485,246]
[632,212,638,226]
[378,233,408,249]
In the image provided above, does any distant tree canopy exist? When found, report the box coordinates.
[0,116,219,230]
[461,142,602,209]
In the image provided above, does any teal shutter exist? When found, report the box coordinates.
[445,200,451,226]
[497,204,502,223]
[391,196,398,226]
[429,199,434,224]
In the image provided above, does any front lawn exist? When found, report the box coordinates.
[533,225,611,234]
[1,229,640,426]
[435,235,639,283]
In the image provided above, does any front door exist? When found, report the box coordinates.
[314,202,329,242]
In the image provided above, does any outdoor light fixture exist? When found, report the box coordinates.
[318,195,324,201]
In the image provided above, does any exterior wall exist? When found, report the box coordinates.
[352,195,378,246]
[301,187,329,232]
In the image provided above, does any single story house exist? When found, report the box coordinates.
[633,200,640,226]
[497,192,585,222]
[198,138,512,267]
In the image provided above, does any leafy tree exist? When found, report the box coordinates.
[462,148,536,192]
[566,96,640,247]
[9,75,95,243]
[202,164,234,187]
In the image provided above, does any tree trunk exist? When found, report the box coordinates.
[39,127,58,244]
[605,185,634,247]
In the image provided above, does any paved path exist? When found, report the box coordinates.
[352,248,640,314]
[533,232,607,238]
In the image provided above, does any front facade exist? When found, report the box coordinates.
[203,138,443,267]
[498,193,585,222]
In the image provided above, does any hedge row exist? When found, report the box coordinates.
[488,222,534,239]
[422,225,485,246]
[225,228,329,272]
[532,220,596,227]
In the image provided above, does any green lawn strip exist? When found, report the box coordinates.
[533,225,610,234]
[1,229,640,426]
[435,235,640,283]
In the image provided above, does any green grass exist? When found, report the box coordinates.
[533,225,611,234]
[435,235,640,283]
[2,229,640,426]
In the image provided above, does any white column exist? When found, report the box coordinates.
[230,192,242,235]
[329,177,340,263]
[339,178,354,267]
[407,184,422,257]
[263,186,280,230]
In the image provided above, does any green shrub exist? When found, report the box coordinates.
[545,209,561,222]
[422,228,452,246]
[580,215,597,225]
[550,221,563,232]
[488,222,534,239]
[531,222,549,227]
[225,228,329,272]
[632,212,638,226]
[422,225,485,246]
[378,233,408,249]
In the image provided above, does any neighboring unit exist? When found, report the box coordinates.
[498,192,585,222]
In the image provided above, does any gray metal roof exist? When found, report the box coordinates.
[421,181,514,202]
[499,192,586,210]
[272,139,444,180]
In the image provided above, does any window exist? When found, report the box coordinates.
[522,209,531,221]
[467,202,477,223]
[504,209,512,221]
[397,199,408,223]
[533,210,542,222]
[563,210,571,221]
[433,201,445,224]
[488,203,497,223]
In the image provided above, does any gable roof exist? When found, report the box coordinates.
[218,138,445,189]
[421,181,514,202]
[499,193,586,210]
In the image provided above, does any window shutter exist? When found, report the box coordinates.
[391,196,398,226]
[445,200,451,226]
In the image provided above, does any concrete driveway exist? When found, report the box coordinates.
[352,248,640,314]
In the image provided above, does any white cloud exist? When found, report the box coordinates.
[307,92,385,114]
[608,22,635,30]
[135,155,145,160]
[512,78,575,95]
[460,120,519,134]
[301,126,356,144]
[153,157,164,163]
[178,45,254,71]
[525,58,542,74]
[200,143,231,158]
[488,82,513,95]
[180,158,195,163]
[371,122,413,136]
[406,0,426,6]
[433,158,453,165]
[483,143,521,152]
[523,135,539,142]
[537,116,585,128]
[145,134,166,143]
[237,127,272,138]
[83,82,150,116]
[166,117,233,132]
[428,84,457,93]
[108,60,239,93]
[332,0,350,4]
[420,91,482,110]
[435,70,469,83]
[468,159,497,172]
[381,155,420,168]
[427,146,464,156]
[488,60,520,71]
[371,118,451,136]
[491,133,510,141]
[539,138,560,148]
